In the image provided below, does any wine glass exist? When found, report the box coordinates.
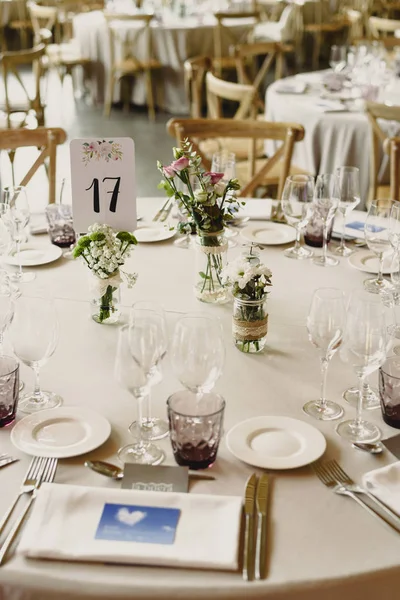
[0,275,14,356]
[389,200,400,251]
[281,174,315,259]
[57,178,77,259]
[9,296,62,413]
[329,45,347,73]
[170,313,225,402]
[334,167,360,257]
[364,199,392,294]
[337,291,386,442]
[3,186,35,283]
[128,302,169,441]
[303,288,345,420]
[312,174,340,267]
[115,325,165,465]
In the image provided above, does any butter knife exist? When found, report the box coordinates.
[243,473,257,581]
[255,474,269,580]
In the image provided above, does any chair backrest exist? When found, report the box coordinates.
[206,71,257,120]
[384,136,400,200]
[0,44,46,128]
[166,117,305,198]
[28,1,59,44]
[343,9,363,42]
[104,12,154,68]
[369,16,400,37]
[183,56,212,118]
[213,10,260,74]
[365,101,400,203]
[0,127,67,204]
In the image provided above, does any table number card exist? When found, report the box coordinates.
[70,138,137,233]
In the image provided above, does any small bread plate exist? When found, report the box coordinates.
[2,244,62,267]
[134,225,176,243]
[226,416,326,470]
[348,250,393,275]
[241,223,296,246]
[11,407,111,458]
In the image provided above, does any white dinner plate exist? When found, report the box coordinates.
[134,225,176,243]
[11,407,111,458]
[240,223,296,246]
[348,250,393,275]
[226,416,326,470]
[2,244,62,267]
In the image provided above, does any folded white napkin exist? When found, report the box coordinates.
[275,80,306,95]
[237,198,272,221]
[362,462,400,515]
[19,483,242,570]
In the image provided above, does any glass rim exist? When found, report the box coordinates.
[380,356,400,379]
[0,355,19,378]
[167,392,226,418]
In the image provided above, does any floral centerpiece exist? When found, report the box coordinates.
[222,246,272,353]
[158,140,241,303]
[73,224,137,324]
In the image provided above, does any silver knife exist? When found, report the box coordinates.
[243,473,257,581]
[255,474,269,580]
[0,458,19,469]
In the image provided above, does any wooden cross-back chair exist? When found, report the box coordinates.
[0,127,67,204]
[0,44,46,129]
[343,9,364,43]
[27,1,59,45]
[104,12,162,121]
[304,2,348,70]
[213,10,260,76]
[166,118,305,199]
[365,101,400,204]
[234,41,292,110]
[384,136,400,201]
[368,16,400,38]
[183,56,212,118]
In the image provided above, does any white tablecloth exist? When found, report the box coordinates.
[73,11,252,113]
[265,71,400,207]
[0,198,399,599]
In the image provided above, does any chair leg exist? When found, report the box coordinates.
[275,51,283,80]
[145,69,156,122]
[104,72,115,118]
[312,32,321,71]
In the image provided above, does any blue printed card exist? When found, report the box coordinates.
[347,221,385,233]
[95,503,180,545]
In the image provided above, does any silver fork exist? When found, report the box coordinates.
[0,454,19,469]
[328,459,400,526]
[312,460,400,534]
[0,457,58,565]
[0,456,43,536]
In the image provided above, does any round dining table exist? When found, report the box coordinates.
[0,197,399,600]
[265,71,400,208]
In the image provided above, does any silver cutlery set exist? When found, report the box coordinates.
[0,454,18,469]
[0,456,58,565]
[153,198,173,223]
[242,473,269,581]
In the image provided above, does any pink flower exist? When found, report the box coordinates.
[171,157,189,172]
[205,172,224,185]
[88,142,98,152]
[163,165,176,178]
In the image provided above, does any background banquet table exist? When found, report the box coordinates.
[0,198,399,600]
[73,11,253,113]
[265,71,400,207]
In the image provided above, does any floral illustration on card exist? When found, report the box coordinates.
[82,140,123,165]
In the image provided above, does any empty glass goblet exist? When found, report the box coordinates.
[364,199,392,294]
[3,186,35,283]
[312,174,340,267]
[303,288,345,420]
[334,166,360,257]
[9,296,62,413]
[115,325,165,465]
[281,175,315,259]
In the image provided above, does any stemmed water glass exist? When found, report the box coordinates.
[303,288,345,420]
[8,296,62,413]
[329,45,347,73]
[115,325,165,465]
[3,186,35,283]
[128,302,169,441]
[364,199,392,294]
[334,167,360,257]
[281,174,315,259]
[170,313,225,401]
[337,291,386,442]
[312,174,340,267]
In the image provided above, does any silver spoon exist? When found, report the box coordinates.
[352,442,384,454]
[85,460,216,481]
